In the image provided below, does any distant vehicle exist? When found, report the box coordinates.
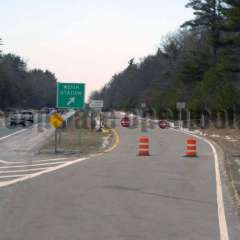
[41,107,50,114]
[121,116,130,127]
[0,110,4,117]
[10,111,34,126]
[21,111,34,123]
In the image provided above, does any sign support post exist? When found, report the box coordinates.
[176,102,186,129]
[54,129,58,154]
[187,110,191,130]
[49,112,64,154]
[89,100,104,131]
[53,82,85,154]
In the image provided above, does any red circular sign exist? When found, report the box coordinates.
[159,120,168,129]
[121,117,130,127]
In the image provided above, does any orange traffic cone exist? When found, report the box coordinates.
[138,136,150,156]
[185,137,197,157]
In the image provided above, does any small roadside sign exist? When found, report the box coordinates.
[141,103,146,108]
[49,113,64,128]
[176,102,186,110]
[57,83,85,109]
[89,100,104,109]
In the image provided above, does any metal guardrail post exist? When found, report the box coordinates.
[187,111,191,130]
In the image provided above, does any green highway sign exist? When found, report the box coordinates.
[57,83,85,109]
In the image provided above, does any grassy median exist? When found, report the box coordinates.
[39,117,112,157]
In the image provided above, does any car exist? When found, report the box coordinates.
[21,111,34,123]
[10,111,34,126]
[10,112,23,126]
[121,116,130,127]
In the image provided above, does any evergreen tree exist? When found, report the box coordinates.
[182,0,223,60]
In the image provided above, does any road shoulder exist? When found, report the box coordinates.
[178,128,240,239]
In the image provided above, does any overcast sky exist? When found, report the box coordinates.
[1,0,193,98]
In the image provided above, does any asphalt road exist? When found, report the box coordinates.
[0,113,48,139]
[0,121,239,239]
[0,120,24,139]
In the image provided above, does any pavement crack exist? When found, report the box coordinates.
[104,185,142,192]
[104,185,217,206]
[141,190,216,206]
[103,185,215,206]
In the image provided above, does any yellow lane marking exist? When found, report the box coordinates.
[104,128,120,153]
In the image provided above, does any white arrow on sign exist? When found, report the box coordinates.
[67,97,75,106]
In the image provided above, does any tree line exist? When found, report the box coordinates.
[0,41,57,110]
[90,0,240,117]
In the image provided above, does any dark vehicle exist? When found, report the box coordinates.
[10,111,34,126]
[121,116,130,127]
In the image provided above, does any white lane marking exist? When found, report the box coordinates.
[0,157,88,188]
[0,175,27,178]
[171,129,229,240]
[0,158,68,165]
[0,161,67,169]
[0,129,28,141]
[0,168,49,174]
[0,160,12,164]
[208,140,229,240]
[0,160,24,164]
[30,158,69,163]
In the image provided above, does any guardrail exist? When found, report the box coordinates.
[62,110,75,120]
[61,110,76,128]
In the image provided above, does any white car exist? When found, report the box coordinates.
[10,111,34,126]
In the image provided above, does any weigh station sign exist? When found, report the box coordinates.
[57,83,85,109]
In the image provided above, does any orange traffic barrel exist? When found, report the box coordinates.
[138,136,150,156]
[185,137,197,157]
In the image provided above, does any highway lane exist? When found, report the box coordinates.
[0,111,74,162]
[0,110,78,187]
[0,124,239,239]
[0,121,25,139]
[0,113,47,139]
